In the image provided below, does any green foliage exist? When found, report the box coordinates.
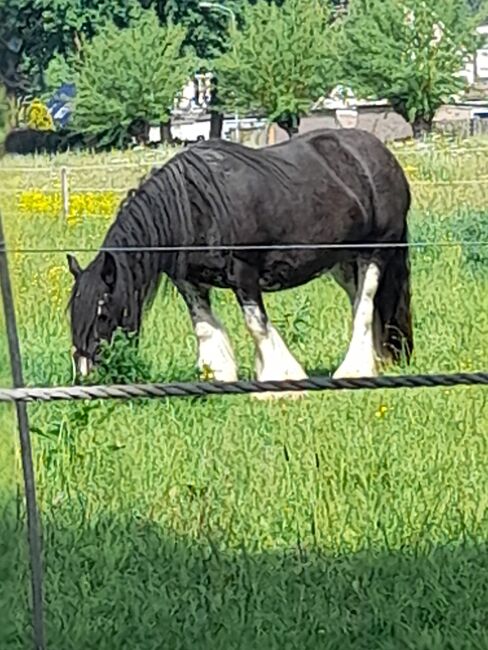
[0,0,40,92]
[0,0,228,96]
[38,0,144,44]
[339,0,486,136]
[447,211,488,274]
[214,0,339,121]
[72,10,197,139]
[93,330,153,384]
[163,0,236,60]
[29,0,144,84]
[0,0,144,95]
[0,84,9,147]
[41,52,77,99]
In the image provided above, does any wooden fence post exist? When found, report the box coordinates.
[60,166,69,220]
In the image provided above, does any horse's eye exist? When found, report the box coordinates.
[98,313,109,324]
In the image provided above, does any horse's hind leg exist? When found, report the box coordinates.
[175,280,238,382]
[332,258,382,379]
[330,260,358,310]
[233,282,307,400]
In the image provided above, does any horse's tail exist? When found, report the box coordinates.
[374,224,414,366]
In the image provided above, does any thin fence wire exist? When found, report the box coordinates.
[0,177,487,190]
[1,240,488,255]
[412,179,488,185]
[1,151,488,186]
[55,179,488,191]
[0,160,171,173]
[2,146,488,174]
[1,178,487,201]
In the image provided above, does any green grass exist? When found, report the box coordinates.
[1,140,488,649]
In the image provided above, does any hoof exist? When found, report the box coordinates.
[251,389,307,401]
[332,366,378,379]
[252,367,308,400]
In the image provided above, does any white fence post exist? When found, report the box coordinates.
[60,166,69,219]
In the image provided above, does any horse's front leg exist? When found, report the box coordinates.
[175,280,238,382]
[232,267,307,399]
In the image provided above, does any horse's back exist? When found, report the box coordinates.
[174,129,410,255]
[267,128,407,186]
[267,128,411,234]
[189,129,409,238]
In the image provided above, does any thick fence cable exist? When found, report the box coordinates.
[0,371,487,403]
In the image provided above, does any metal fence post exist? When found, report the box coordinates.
[0,210,46,650]
[60,166,69,220]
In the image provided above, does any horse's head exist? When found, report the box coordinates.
[67,251,125,377]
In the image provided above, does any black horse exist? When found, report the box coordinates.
[67,128,413,386]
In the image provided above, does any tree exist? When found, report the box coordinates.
[214,0,340,137]
[0,0,42,94]
[72,11,197,146]
[160,0,233,139]
[0,83,10,149]
[339,0,486,138]
[465,0,485,12]
[162,0,233,59]
[0,0,146,96]
[158,0,243,140]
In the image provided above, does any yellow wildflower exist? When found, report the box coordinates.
[46,265,65,308]
[24,98,54,131]
[375,404,389,418]
[403,165,419,180]
[18,190,118,223]
[200,364,215,381]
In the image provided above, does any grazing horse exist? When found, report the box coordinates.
[67,128,413,385]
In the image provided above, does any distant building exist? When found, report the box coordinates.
[45,83,76,128]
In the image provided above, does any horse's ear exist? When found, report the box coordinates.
[101,252,117,290]
[67,254,82,279]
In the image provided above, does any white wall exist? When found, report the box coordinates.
[148,115,268,144]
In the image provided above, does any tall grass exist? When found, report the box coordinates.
[0,138,488,649]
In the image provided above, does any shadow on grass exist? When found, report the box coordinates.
[305,366,334,378]
[2,500,488,650]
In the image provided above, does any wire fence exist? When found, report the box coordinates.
[2,240,488,255]
[2,144,488,650]
[2,146,488,219]
[2,372,488,404]
[2,177,488,225]
[1,143,488,172]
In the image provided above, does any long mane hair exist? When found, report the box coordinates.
[70,140,295,335]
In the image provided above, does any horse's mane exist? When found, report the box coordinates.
[70,139,297,335]
[105,138,295,268]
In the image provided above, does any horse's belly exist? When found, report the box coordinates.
[186,252,341,292]
[258,254,336,291]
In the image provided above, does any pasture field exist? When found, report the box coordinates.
[1,136,488,649]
